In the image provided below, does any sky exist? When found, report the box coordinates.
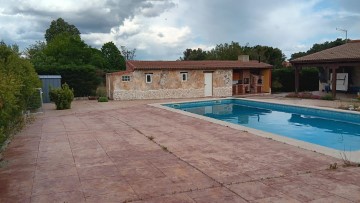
[1,0,359,60]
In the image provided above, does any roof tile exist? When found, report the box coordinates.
[290,40,360,63]
[125,60,272,71]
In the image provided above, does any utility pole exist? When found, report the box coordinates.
[336,28,348,42]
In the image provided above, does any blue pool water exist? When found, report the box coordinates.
[165,99,360,151]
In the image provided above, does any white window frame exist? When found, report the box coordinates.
[122,75,130,82]
[180,72,188,82]
[145,73,153,83]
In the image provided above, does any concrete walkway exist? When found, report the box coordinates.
[1,99,360,202]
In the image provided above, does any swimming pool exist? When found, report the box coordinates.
[164,99,360,151]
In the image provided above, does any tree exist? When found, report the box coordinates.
[44,33,92,66]
[120,46,136,60]
[290,38,346,60]
[245,45,285,68]
[180,48,207,60]
[45,18,81,43]
[101,42,126,71]
[206,41,243,60]
[179,41,286,68]
[24,41,46,60]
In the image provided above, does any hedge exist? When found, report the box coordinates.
[272,67,319,92]
[36,65,101,97]
[0,42,41,148]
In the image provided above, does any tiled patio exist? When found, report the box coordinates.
[1,99,360,202]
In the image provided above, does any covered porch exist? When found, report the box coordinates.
[290,40,360,98]
[232,68,272,95]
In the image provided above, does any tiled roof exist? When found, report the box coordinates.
[125,60,272,71]
[290,40,360,64]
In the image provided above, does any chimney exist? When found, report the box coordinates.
[238,55,249,62]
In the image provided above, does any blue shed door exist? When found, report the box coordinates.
[39,75,61,103]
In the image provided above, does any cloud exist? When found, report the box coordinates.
[1,0,360,60]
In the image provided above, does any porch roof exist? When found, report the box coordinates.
[126,60,272,71]
[290,40,360,66]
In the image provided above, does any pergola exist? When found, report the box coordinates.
[290,40,360,98]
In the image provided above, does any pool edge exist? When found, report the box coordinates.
[149,97,360,163]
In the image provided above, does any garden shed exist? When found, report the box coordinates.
[39,75,61,103]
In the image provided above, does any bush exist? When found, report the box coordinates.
[98,97,108,102]
[50,83,74,110]
[96,86,107,97]
[286,92,320,99]
[321,94,334,100]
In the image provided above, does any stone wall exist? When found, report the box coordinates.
[109,69,232,100]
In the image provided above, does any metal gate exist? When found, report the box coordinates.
[39,75,61,103]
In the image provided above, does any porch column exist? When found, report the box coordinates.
[294,65,300,94]
[331,66,337,98]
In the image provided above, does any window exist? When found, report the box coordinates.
[180,72,188,81]
[145,73,153,83]
[122,75,130,82]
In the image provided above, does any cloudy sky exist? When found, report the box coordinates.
[1,0,359,60]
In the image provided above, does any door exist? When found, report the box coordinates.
[204,72,213,97]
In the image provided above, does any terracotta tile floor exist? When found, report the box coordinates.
[0,99,359,202]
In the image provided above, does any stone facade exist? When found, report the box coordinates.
[108,69,233,100]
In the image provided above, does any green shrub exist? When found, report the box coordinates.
[321,94,334,100]
[271,80,283,92]
[98,97,108,102]
[96,86,107,97]
[272,68,294,92]
[50,83,74,110]
[27,89,42,110]
[300,68,319,91]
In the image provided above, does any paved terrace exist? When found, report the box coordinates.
[1,98,360,203]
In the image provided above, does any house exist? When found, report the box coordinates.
[106,55,272,100]
[290,40,360,98]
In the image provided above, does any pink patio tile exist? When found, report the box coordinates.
[119,164,166,182]
[132,193,195,203]
[32,175,81,196]
[0,177,33,200]
[38,140,71,152]
[186,187,247,203]
[160,165,218,189]
[325,182,360,202]
[280,185,332,202]
[229,181,283,201]
[69,139,101,150]
[77,164,118,180]
[0,196,31,203]
[252,194,301,203]
[37,150,74,165]
[30,191,85,203]
[308,195,353,203]
[80,176,137,200]
[129,177,182,199]
[35,163,78,181]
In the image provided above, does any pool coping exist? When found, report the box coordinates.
[149,97,360,163]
